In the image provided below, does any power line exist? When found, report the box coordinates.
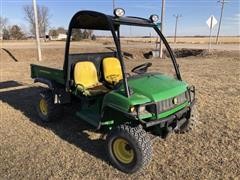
[216,0,229,44]
[173,14,182,44]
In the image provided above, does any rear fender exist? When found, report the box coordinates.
[34,78,71,104]
[34,77,54,90]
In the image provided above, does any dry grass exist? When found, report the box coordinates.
[0,43,240,179]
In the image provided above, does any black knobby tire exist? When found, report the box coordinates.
[36,90,63,122]
[176,104,199,133]
[106,124,152,173]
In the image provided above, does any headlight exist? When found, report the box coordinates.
[129,105,146,114]
[130,106,136,113]
[114,8,125,17]
[130,105,154,115]
[150,14,159,22]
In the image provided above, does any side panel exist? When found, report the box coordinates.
[101,105,137,129]
[102,91,131,112]
[31,64,65,85]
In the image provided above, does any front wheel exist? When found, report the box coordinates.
[106,125,152,173]
[176,105,199,133]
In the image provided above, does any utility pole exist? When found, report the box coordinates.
[208,16,213,51]
[159,0,165,58]
[32,0,42,61]
[216,0,228,44]
[173,14,182,44]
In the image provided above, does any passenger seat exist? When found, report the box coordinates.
[102,57,123,85]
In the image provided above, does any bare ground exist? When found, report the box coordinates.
[0,44,240,179]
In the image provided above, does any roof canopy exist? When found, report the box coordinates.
[69,10,155,30]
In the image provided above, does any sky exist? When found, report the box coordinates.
[1,0,240,36]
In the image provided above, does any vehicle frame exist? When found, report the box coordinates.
[31,10,196,173]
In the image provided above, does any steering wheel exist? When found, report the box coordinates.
[131,63,152,74]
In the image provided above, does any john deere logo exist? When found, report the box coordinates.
[173,97,178,104]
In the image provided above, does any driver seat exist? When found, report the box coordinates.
[102,57,123,85]
[74,61,109,96]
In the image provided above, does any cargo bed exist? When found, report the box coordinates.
[30,64,65,85]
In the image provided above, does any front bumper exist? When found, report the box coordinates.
[139,86,196,128]
[141,99,195,128]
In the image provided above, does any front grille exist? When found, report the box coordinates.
[156,92,188,113]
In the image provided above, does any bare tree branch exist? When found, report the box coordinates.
[23,4,50,37]
[0,16,8,31]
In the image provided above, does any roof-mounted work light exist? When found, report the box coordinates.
[150,14,159,22]
[114,8,125,17]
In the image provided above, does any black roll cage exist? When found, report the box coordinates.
[63,10,182,97]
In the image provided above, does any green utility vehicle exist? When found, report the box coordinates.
[31,9,196,173]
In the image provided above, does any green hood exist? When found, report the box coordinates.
[102,74,188,112]
[128,74,188,104]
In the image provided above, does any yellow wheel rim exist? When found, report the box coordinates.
[39,98,48,116]
[113,138,134,164]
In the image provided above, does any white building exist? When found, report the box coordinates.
[57,33,67,40]
[50,33,67,41]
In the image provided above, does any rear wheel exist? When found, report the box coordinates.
[36,90,63,122]
[106,125,152,173]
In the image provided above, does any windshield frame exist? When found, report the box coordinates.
[113,22,182,97]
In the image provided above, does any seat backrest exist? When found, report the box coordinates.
[102,57,123,84]
[74,61,99,88]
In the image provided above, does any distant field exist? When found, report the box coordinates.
[1,36,240,45]
[119,36,240,44]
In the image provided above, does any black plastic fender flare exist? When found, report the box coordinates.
[34,78,54,90]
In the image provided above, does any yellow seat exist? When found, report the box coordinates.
[102,57,123,85]
[74,61,108,96]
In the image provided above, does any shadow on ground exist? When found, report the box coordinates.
[0,85,108,163]
[0,81,23,89]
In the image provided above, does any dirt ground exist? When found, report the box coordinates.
[0,42,240,179]
[2,39,240,51]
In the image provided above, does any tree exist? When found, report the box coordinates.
[9,25,25,40]
[83,29,88,39]
[88,30,93,38]
[0,16,8,39]
[71,29,95,41]
[56,27,67,34]
[72,29,83,41]
[91,34,96,41]
[0,16,8,29]
[49,29,58,37]
[2,28,10,40]
[23,4,50,37]
[49,27,67,38]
